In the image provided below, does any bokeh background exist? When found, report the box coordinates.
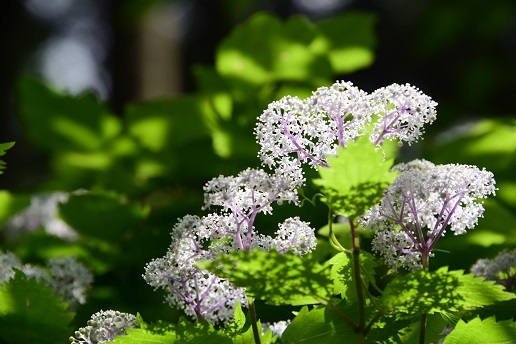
[1,0,515,185]
[0,0,514,331]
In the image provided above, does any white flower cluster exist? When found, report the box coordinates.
[203,168,301,216]
[360,159,496,271]
[262,319,291,337]
[70,310,137,344]
[47,257,94,306]
[471,249,515,291]
[0,251,93,308]
[0,251,23,281]
[273,217,317,255]
[144,168,316,324]
[144,215,248,324]
[255,81,437,183]
[369,84,437,145]
[3,192,78,242]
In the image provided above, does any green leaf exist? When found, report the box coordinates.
[0,142,15,156]
[114,315,233,344]
[282,302,410,344]
[16,75,118,152]
[114,328,177,344]
[314,12,377,73]
[0,191,30,229]
[474,298,516,321]
[200,249,333,306]
[0,141,15,174]
[10,229,114,274]
[400,313,451,344]
[329,252,377,302]
[216,13,331,88]
[282,304,358,344]
[58,192,149,242]
[125,96,224,178]
[175,317,232,344]
[223,301,247,338]
[313,135,397,217]
[126,96,211,152]
[222,301,274,344]
[232,320,272,344]
[0,269,74,344]
[443,317,516,344]
[381,267,516,315]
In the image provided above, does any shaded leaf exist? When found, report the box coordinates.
[216,13,331,89]
[200,249,333,305]
[58,192,149,242]
[282,304,358,344]
[114,328,177,344]
[282,302,410,344]
[0,270,73,344]
[114,315,233,344]
[382,267,516,315]
[315,11,377,73]
[0,142,15,174]
[400,313,451,344]
[0,191,30,229]
[126,96,211,152]
[17,75,118,152]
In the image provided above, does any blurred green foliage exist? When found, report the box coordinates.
[0,6,515,343]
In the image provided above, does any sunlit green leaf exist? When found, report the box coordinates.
[328,251,377,303]
[313,135,397,217]
[443,317,516,344]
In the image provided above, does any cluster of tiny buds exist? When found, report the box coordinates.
[70,310,137,344]
[144,168,316,324]
[471,249,515,292]
[360,159,496,272]
[255,81,437,184]
[0,251,93,308]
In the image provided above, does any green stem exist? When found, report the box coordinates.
[249,300,261,344]
[328,209,348,253]
[419,313,427,344]
[419,251,430,344]
[314,295,358,329]
[364,311,384,335]
[350,218,366,342]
